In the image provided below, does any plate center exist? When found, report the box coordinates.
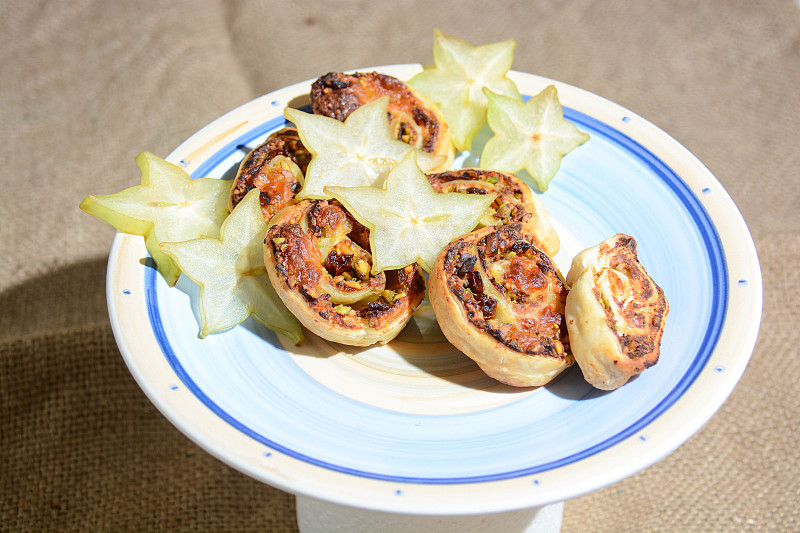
[283,330,542,415]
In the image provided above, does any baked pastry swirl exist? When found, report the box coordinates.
[429,223,573,387]
[565,234,669,390]
[427,168,560,257]
[310,71,454,171]
[264,199,426,346]
[229,127,312,219]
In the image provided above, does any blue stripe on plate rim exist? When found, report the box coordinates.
[145,106,727,484]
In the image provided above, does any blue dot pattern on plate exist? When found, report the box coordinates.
[145,105,728,485]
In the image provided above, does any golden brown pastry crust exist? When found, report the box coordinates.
[310,71,454,171]
[229,127,312,219]
[264,199,426,346]
[565,234,669,390]
[429,223,573,387]
[427,168,560,257]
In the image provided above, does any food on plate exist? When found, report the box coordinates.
[264,199,426,346]
[429,223,573,387]
[565,234,669,390]
[86,31,669,381]
[310,71,454,170]
[229,127,311,219]
[325,152,496,274]
[480,86,590,193]
[160,189,304,343]
[427,168,560,257]
[408,29,520,151]
[79,151,230,286]
[285,97,445,200]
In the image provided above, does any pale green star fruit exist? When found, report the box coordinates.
[79,152,230,286]
[160,189,304,343]
[325,152,496,273]
[480,86,590,192]
[284,97,444,200]
[408,29,520,151]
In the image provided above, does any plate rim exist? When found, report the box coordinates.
[106,63,762,514]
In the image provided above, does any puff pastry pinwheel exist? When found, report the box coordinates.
[264,199,426,346]
[565,234,669,390]
[429,223,573,387]
[229,127,312,219]
[310,71,454,171]
[426,168,560,257]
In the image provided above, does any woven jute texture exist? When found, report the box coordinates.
[2,1,798,531]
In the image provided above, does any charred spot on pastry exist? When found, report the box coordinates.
[456,253,477,275]
[311,73,361,120]
[317,74,353,91]
[511,240,532,254]
[363,299,392,316]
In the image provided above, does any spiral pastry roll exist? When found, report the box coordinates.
[565,234,669,390]
[427,168,560,257]
[310,71,454,171]
[265,199,426,346]
[229,127,312,219]
[429,223,573,387]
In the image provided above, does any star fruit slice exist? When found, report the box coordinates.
[79,151,230,286]
[285,97,444,200]
[408,29,520,151]
[325,152,496,273]
[480,86,590,192]
[160,189,304,343]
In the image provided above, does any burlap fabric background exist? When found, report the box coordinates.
[2,1,798,531]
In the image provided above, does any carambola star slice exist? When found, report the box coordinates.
[408,29,520,151]
[326,152,496,274]
[480,86,590,192]
[285,97,444,200]
[79,151,230,286]
[160,189,304,343]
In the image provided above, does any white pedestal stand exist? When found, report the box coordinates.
[296,496,563,533]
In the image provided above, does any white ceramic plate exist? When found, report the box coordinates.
[107,64,762,515]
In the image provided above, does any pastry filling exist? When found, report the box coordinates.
[443,224,569,357]
[230,128,311,218]
[267,200,425,331]
[591,236,667,363]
